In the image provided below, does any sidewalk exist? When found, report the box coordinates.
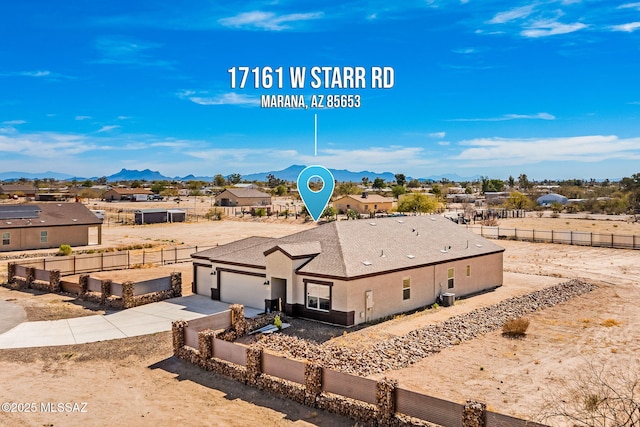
[0,295,262,349]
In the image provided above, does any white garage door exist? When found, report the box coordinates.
[220,271,269,309]
[195,265,214,296]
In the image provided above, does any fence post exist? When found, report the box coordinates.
[7,262,16,284]
[172,320,188,354]
[73,255,76,275]
[127,251,130,268]
[26,267,36,288]
[171,272,182,297]
[49,269,61,292]
[100,279,112,305]
[246,347,263,386]
[143,250,146,265]
[376,378,397,423]
[533,229,535,242]
[121,281,134,309]
[79,274,89,296]
[551,229,554,244]
[570,231,573,245]
[304,363,322,406]
[590,232,593,246]
[43,258,46,271]
[463,400,486,427]
[161,248,164,265]
[611,233,614,248]
[198,329,215,361]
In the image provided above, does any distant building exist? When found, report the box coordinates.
[333,193,395,214]
[484,192,510,206]
[232,183,260,190]
[0,184,38,198]
[134,209,186,225]
[537,193,568,206]
[0,203,102,251]
[103,188,153,202]
[215,188,271,207]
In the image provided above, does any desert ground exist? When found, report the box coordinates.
[1,209,639,426]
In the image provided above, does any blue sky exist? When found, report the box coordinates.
[1,1,640,180]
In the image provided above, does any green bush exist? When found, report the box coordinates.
[58,244,72,256]
[273,315,282,330]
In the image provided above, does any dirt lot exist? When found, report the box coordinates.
[1,216,639,426]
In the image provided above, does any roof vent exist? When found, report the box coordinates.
[72,218,78,221]
[362,261,372,266]
[430,217,437,221]
[440,249,448,253]
[57,204,62,207]
[369,222,376,226]
[380,250,385,258]
[5,221,11,224]
[476,244,483,248]
[397,220,404,223]
[406,255,415,259]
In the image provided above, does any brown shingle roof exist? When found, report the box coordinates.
[107,188,153,195]
[0,184,38,193]
[0,203,103,229]
[193,216,504,280]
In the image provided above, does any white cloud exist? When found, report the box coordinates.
[2,120,26,125]
[452,48,478,54]
[93,36,172,68]
[97,125,121,133]
[456,135,640,166]
[438,141,451,146]
[618,2,640,10]
[0,132,97,158]
[179,91,260,107]
[429,132,446,138]
[0,70,74,80]
[611,22,640,32]
[75,116,92,121]
[218,11,323,31]
[489,5,535,24]
[20,70,51,77]
[449,112,556,122]
[521,20,587,38]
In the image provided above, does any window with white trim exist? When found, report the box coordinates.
[40,231,48,243]
[447,267,455,289]
[2,232,9,245]
[306,283,330,311]
[402,277,411,300]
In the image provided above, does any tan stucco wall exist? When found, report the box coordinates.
[265,251,312,301]
[216,193,271,207]
[334,198,394,213]
[0,225,94,252]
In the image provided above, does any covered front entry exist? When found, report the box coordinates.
[219,269,268,309]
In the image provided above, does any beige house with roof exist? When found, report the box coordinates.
[333,193,395,215]
[0,203,102,251]
[214,188,271,207]
[192,216,504,326]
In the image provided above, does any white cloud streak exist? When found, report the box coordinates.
[218,11,324,31]
[611,22,640,32]
[489,5,535,24]
[449,112,556,122]
[521,20,587,38]
[178,91,260,107]
[2,120,26,125]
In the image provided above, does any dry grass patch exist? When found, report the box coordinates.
[600,318,621,327]
[502,317,530,337]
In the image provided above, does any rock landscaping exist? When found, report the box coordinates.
[255,279,597,376]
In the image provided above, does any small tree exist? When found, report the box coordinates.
[58,244,72,256]
[397,193,440,213]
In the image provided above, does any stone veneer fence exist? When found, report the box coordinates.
[466,225,640,250]
[173,305,547,427]
[6,264,182,309]
[10,245,217,276]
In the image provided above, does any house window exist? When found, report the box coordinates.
[466,264,471,277]
[2,232,9,245]
[447,268,455,289]
[40,231,48,243]
[306,283,330,311]
[402,277,411,300]
[364,205,369,211]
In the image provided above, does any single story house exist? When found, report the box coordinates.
[333,194,395,215]
[232,183,260,190]
[0,184,38,198]
[191,215,504,326]
[0,203,102,251]
[134,209,186,225]
[537,193,568,206]
[215,188,271,207]
[103,188,154,202]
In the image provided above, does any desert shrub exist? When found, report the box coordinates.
[480,218,499,226]
[253,208,266,217]
[600,318,621,327]
[273,315,282,330]
[205,208,225,221]
[502,317,530,337]
[57,244,72,256]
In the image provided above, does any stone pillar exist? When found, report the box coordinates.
[171,272,182,297]
[100,279,112,305]
[304,363,323,406]
[376,377,397,423]
[7,263,16,284]
[245,347,263,385]
[172,320,187,353]
[25,267,36,288]
[79,274,89,296]
[49,269,61,292]
[198,329,215,360]
[463,400,486,427]
[230,304,247,336]
[121,281,134,309]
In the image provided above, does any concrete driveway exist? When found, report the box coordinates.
[0,295,261,349]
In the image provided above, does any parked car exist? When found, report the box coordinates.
[149,194,164,201]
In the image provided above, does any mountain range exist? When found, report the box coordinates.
[0,166,482,183]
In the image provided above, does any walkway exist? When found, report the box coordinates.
[0,295,262,349]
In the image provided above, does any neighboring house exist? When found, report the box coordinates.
[215,188,271,207]
[103,188,153,201]
[537,193,569,206]
[134,209,186,225]
[0,184,38,198]
[232,183,260,190]
[191,216,504,326]
[333,193,395,214]
[0,203,103,251]
[484,192,510,206]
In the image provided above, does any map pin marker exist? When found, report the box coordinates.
[297,165,335,222]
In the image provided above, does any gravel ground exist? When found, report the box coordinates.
[255,279,597,376]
